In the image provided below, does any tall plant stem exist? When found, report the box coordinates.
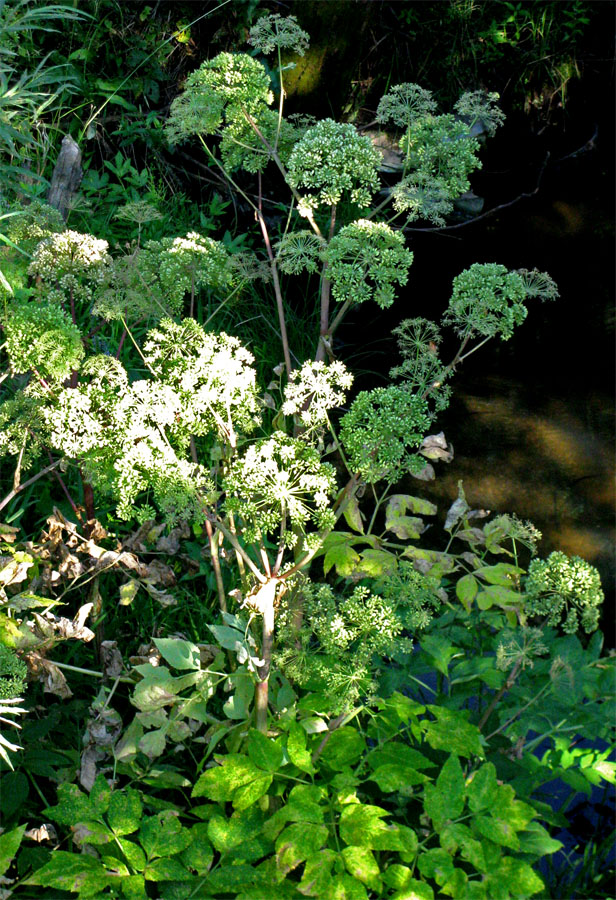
[478,659,522,731]
[205,519,227,614]
[315,205,336,362]
[0,459,62,515]
[255,579,277,733]
[257,171,292,376]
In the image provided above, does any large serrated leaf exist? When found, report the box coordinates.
[247,728,284,773]
[275,823,328,877]
[0,824,26,878]
[153,637,201,670]
[107,789,142,836]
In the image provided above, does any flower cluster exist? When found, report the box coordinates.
[275,580,413,712]
[223,432,337,545]
[524,551,604,634]
[220,107,299,173]
[376,82,437,128]
[143,318,260,444]
[0,390,47,469]
[325,219,414,309]
[390,318,451,412]
[390,172,454,225]
[401,114,481,197]
[282,360,353,428]
[165,53,273,144]
[454,90,506,137]
[4,300,84,384]
[28,230,111,305]
[0,645,27,701]
[377,561,443,630]
[442,263,532,341]
[340,385,431,483]
[286,119,382,214]
[5,200,65,251]
[248,13,310,56]
[495,628,548,672]
[275,231,325,275]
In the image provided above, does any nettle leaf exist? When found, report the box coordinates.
[153,637,201,670]
[275,823,329,877]
[423,754,465,831]
[0,824,26,877]
[424,707,484,757]
[341,846,382,892]
[298,848,337,897]
[107,789,142,836]
[466,762,498,812]
[247,728,284,773]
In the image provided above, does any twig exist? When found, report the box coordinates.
[0,459,63,515]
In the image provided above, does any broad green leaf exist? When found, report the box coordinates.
[416,847,455,885]
[22,852,112,891]
[493,784,536,831]
[356,548,398,576]
[387,494,438,517]
[118,838,146,871]
[485,857,545,897]
[139,812,192,859]
[456,574,478,611]
[287,722,315,774]
[474,564,523,586]
[423,755,464,831]
[180,825,214,876]
[275,823,329,876]
[204,864,266,893]
[329,872,369,900]
[420,635,460,677]
[207,624,246,652]
[480,585,522,608]
[233,773,272,810]
[223,671,254,720]
[343,494,365,534]
[121,874,146,899]
[368,744,434,772]
[390,878,434,900]
[298,849,337,897]
[44,783,96,826]
[466,762,498,812]
[440,867,468,897]
[192,755,262,801]
[72,820,113,845]
[144,857,191,881]
[114,719,144,764]
[131,667,181,711]
[319,727,366,771]
[341,846,382,892]
[107,789,142,836]
[139,728,167,759]
[517,822,563,857]
[424,707,483,757]
[153,638,201,670]
[339,803,387,847]
[476,591,493,610]
[0,824,26,877]
[367,763,429,794]
[382,864,412,889]
[90,775,112,816]
[207,807,264,854]
[247,728,284,773]
[323,533,362,576]
[473,815,519,850]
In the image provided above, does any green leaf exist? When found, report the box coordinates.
[118,838,146,872]
[223,671,254,720]
[22,852,112,891]
[424,707,483,757]
[423,755,464,831]
[417,848,455,885]
[420,635,460,677]
[456,574,478,611]
[485,857,545,897]
[0,824,26,877]
[298,849,337,897]
[474,564,522,586]
[466,762,498,812]
[387,494,438,516]
[287,722,315,774]
[367,763,429,794]
[207,807,264,854]
[368,744,434,772]
[121,874,147,899]
[275,823,329,876]
[153,638,201,670]
[339,804,417,854]
[473,815,519,850]
[90,775,112,816]
[207,624,246,652]
[139,728,167,759]
[323,533,362,576]
[192,755,263,801]
[181,824,214,874]
[319,727,366,771]
[139,812,192,859]
[204,864,266,893]
[44,783,96,826]
[72,820,113,846]
[247,728,284,773]
[144,857,191,881]
[343,494,365,534]
[382,864,412,889]
[108,789,143,836]
[233,772,272,810]
[341,846,382,892]
[390,878,434,900]
[517,822,563,857]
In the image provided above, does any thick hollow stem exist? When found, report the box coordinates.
[257,172,292,376]
[255,580,277,733]
[205,519,227,614]
[315,205,337,362]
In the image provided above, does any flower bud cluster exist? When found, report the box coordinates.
[525,551,604,634]
[28,230,111,305]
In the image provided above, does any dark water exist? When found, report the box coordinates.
[345,137,615,629]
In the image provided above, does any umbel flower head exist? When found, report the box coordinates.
[376,82,438,129]
[400,113,482,197]
[524,551,604,634]
[3,300,84,384]
[325,219,414,309]
[248,13,310,56]
[165,52,273,144]
[28,230,111,305]
[275,230,326,275]
[454,90,506,137]
[286,119,382,214]
[282,360,353,428]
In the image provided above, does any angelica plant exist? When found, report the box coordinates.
[28,229,111,308]
[524,551,604,634]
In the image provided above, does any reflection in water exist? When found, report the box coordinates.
[422,376,615,625]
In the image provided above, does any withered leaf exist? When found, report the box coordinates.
[419,432,454,463]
